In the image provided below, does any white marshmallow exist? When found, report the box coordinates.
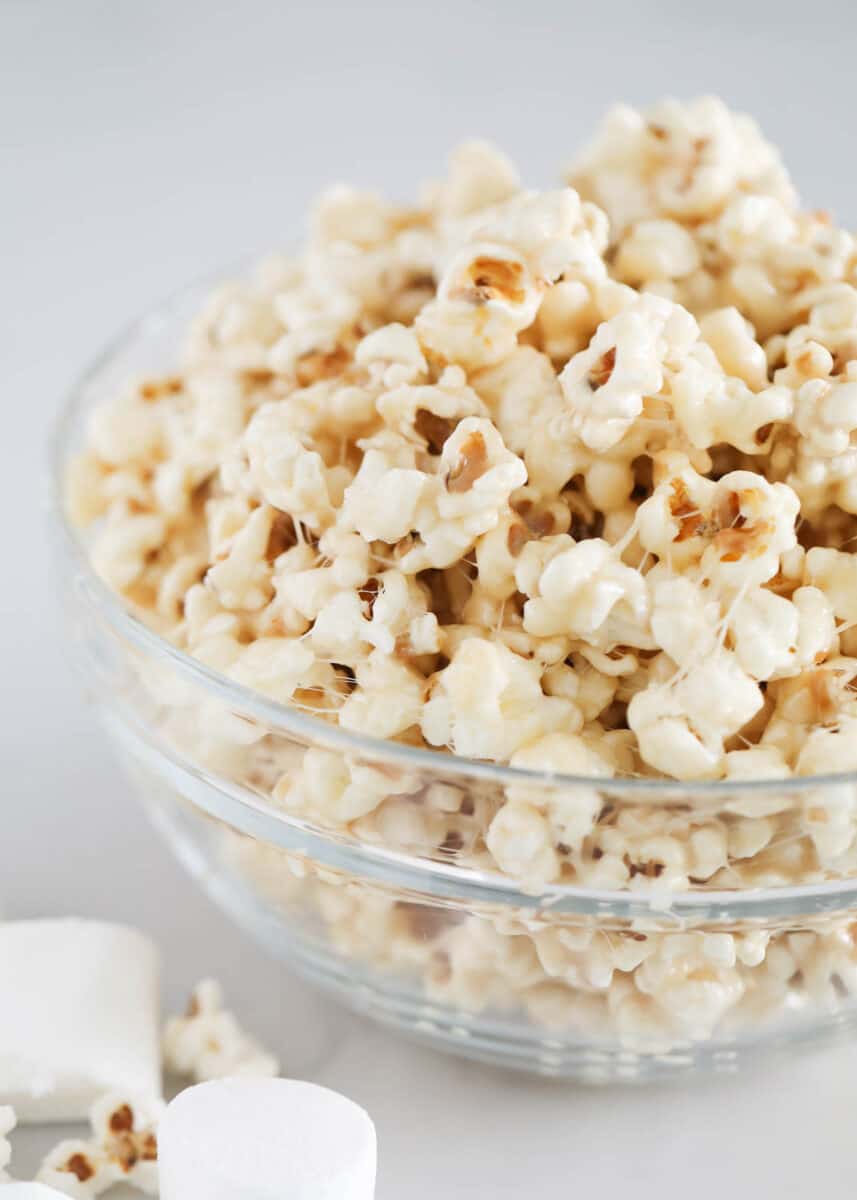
[0,920,161,1123]
[1,1186,69,1198]
[158,1078,377,1200]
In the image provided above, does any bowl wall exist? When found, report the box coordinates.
[53,280,857,1080]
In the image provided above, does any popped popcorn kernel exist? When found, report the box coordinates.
[39,1094,162,1198]
[163,979,280,1084]
[569,95,795,239]
[422,638,579,761]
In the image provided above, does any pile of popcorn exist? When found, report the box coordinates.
[70,96,857,891]
[225,833,857,1052]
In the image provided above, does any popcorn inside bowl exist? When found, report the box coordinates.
[67,98,857,894]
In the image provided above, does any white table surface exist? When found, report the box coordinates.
[5,1,857,1195]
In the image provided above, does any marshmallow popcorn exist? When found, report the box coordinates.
[162,980,279,1083]
[38,1094,161,1198]
[69,98,857,902]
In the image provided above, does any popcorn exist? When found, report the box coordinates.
[633,933,745,1039]
[485,801,561,887]
[638,463,799,587]
[311,185,394,249]
[487,733,613,885]
[375,369,487,444]
[805,547,857,624]
[462,188,608,290]
[439,242,541,324]
[275,748,420,826]
[157,1078,376,1200]
[205,505,276,611]
[569,95,795,238]
[237,405,347,531]
[648,570,718,666]
[186,279,283,372]
[730,585,836,680]
[520,537,650,647]
[67,104,857,900]
[0,921,161,1123]
[226,637,336,706]
[703,472,800,586]
[337,651,426,738]
[558,292,697,452]
[345,417,527,573]
[628,649,763,779]
[163,979,279,1083]
[429,139,520,220]
[338,434,429,545]
[90,511,167,593]
[355,323,428,386]
[614,219,700,285]
[38,1093,162,1198]
[422,639,579,761]
[667,323,793,454]
[231,832,857,1056]
[698,307,768,389]
[417,188,606,369]
[471,346,562,456]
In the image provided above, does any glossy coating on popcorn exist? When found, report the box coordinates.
[69,99,857,890]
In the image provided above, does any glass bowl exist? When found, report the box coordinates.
[50,279,857,1082]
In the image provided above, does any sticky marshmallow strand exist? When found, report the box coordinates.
[0,920,161,1123]
[158,1078,377,1200]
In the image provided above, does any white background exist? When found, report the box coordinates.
[5,1,857,1195]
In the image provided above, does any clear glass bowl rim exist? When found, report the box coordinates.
[45,270,857,917]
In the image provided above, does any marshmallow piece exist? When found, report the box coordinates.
[0,920,161,1123]
[158,1078,377,1200]
[2,1187,70,1198]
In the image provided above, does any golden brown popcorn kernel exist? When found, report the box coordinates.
[265,512,298,562]
[241,368,276,387]
[713,488,774,562]
[108,1104,134,1134]
[359,576,381,617]
[446,430,489,493]
[587,346,616,390]
[139,375,183,401]
[451,256,527,306]
[63,1153,96,1182]
[807,668,840,725]
[414,408,457,454]
[506,521,529,556]
[669,479,705,541]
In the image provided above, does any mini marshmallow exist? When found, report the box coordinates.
[158,1078,376,1200]
[0,920,160,1123]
